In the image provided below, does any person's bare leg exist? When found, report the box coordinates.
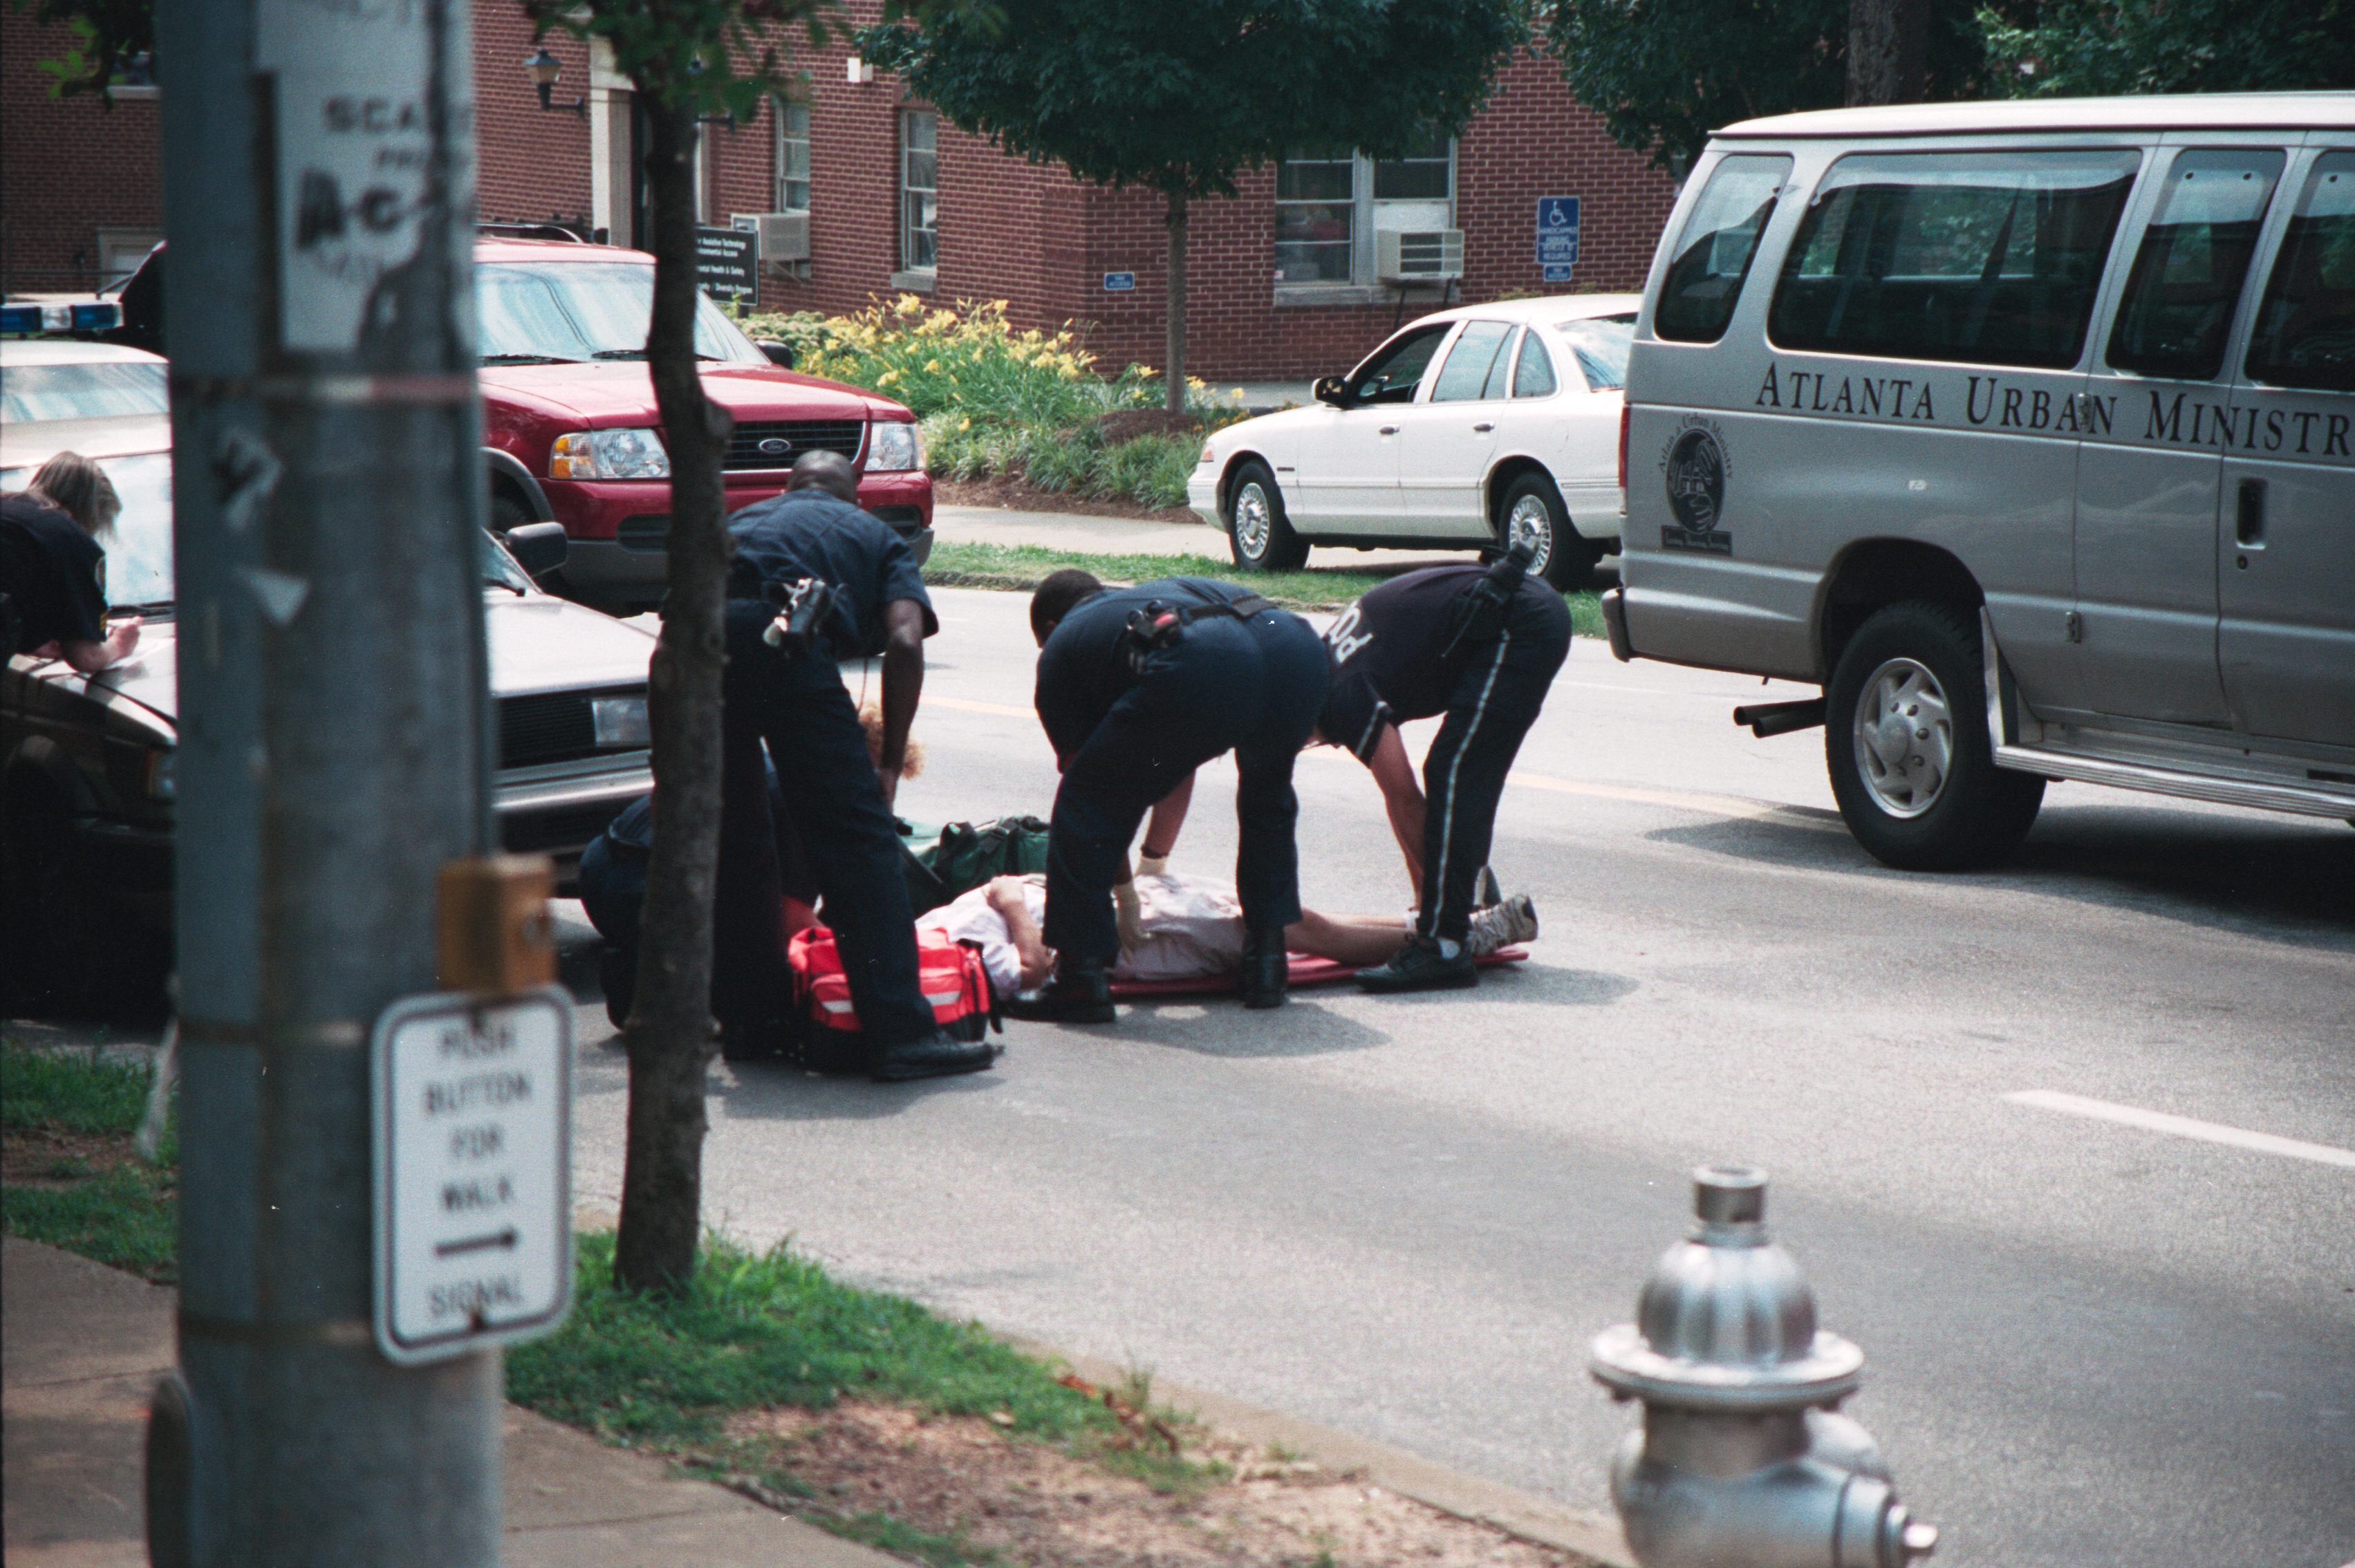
[1282,909,1409,967]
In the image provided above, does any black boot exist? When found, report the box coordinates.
[869,1027,998,1082]
[1238,926,1288,1010]
[1001,955,1115,1025]
[1355,935,1477,993]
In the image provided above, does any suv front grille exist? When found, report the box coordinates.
[499,684,644,769]
[725,420,864,470]
[501,801,630,854]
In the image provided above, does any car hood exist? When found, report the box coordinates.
[58,592,655,728]
[479,360,912,427]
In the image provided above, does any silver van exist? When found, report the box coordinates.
[1604,94,2354,868]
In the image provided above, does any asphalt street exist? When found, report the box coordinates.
[558,585,2355,1568]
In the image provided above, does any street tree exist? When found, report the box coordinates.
[857,0,1524,416]
[1981,0,2355,96]
[1,0,151,99]
[1543,0,1997,171]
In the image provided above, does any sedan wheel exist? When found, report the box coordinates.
[1225,459,1308,571]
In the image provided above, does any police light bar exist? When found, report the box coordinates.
[0,304,41,335]
[0,301,122,334]
[71,301,122,331]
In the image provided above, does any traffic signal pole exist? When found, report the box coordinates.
[151,0,501,1561]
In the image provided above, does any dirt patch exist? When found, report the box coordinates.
[715,1397,1601,1568]
[2,1125,144,1188]
[936,474,1204,526]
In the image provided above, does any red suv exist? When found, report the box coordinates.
[111,239,933,613]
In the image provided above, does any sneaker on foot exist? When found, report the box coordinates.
[1464,894,1538,958]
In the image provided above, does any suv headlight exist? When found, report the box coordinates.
[868,420,922,472]
[551,428,669,480]
[592,696,649,747]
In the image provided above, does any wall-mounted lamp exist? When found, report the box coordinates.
[846,56,875,84]
[523,47,588,118]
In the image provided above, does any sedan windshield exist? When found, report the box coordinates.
[476,261,763,366]
[1,360,169,422]
[1552,315,1635,391]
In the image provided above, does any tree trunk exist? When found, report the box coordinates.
[1847,0,1929,104]
[613,90,732,1296]
[1164,190,1188,417]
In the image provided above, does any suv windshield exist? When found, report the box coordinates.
[1554,315,1635,390]
[477,261,763,366]
[3,451,539,612]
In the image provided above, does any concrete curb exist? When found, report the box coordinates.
[1012,1338,1636,1568]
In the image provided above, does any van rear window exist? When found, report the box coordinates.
[1655,156,1791,344]
[1768,150,2141,370]
[2246,152,2355,393]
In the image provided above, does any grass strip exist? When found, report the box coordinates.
[1,1042,153,1132]
[1,1041,178,1282]
[1,1164,178,1282]
[925,539,1608,636]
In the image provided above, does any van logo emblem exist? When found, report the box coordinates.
[1661,418,1733,555]
[757,437,792,456]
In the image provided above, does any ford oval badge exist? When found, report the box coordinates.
[757,437,792,456]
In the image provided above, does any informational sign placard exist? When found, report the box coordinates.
[1102,271,1137,292]
[259,0,472,353]
[373,988,573,1366]
[696,227,758,303]
[1537,196,1581,283]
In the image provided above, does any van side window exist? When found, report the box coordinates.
[1655,155,1791,344]
[2107,150,2285,382]
[2245,152,2355,393]
[1767,151,2141,370]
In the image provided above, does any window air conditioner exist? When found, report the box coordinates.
[1375,227,1464,283]
[753,211,810,265]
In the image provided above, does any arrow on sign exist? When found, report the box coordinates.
[435,1228,519,1258]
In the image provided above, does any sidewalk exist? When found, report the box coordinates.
[4,1234,1633,1567]
[1,1235,894,1567]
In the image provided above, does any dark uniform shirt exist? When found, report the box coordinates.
[1034,577,1276,757]
[725,489,934,657]
[0,493,107,655]
[1318,564,1490,761]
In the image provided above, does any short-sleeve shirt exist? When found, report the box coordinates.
[1034,577,1274,758]
[1317,564,1490,761]
[0,493,107,654]
[725,489,935,658]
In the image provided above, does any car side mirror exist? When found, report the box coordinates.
[756,340,797,369]
[503,521,569,579]
[1312,375,1351,407]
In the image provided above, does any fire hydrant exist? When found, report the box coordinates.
[1590,1165,1939,1568]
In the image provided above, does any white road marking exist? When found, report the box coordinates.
[930,695,1035,719]
[2005,1090,2355,1170]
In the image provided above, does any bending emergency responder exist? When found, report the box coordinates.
[1320,547,1565,991]
[1,452,140,671]
[1016,570,1327,1021]
[714,449,994,1081]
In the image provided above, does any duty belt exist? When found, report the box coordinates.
[1121,593,1278,674]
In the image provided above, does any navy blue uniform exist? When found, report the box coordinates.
[0,494,107,654]
[1320,565,1570,944]
[1034,577,1328,962]
[715,489,938,1049]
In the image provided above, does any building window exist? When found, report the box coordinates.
[901,109,938,274]
[1274,137,1455,288]
[775,100,810,212]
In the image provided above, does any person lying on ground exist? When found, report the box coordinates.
[926,871,1536,1002]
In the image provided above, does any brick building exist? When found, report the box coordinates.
[3,1,1677,380]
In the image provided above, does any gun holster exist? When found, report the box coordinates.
[1119,592,1276,677]
[1436,542,1536,666]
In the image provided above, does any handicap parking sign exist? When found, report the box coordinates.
[1536,196,1581,279]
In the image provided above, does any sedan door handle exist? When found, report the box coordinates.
[1472,422,1494,433]
[1378,425,1399,436]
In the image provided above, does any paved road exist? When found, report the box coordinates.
[560,586,2355,1568]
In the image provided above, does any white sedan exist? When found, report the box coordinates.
[1188,294,1637,589]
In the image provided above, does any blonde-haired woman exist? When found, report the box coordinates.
[1,451,140,672]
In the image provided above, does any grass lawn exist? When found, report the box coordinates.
[925,540,1608,637]
[0,1040,177,1282]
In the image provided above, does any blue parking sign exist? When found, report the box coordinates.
[1536,196,1581,274]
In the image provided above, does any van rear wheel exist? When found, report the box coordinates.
[1825,601,2044,870]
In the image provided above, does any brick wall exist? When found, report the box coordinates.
[1,7,164,295]
[4,3,1677,380]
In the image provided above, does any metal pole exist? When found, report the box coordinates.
[153,0,499,1561]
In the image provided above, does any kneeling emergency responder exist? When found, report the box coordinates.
[715,450,994,1081]
[1018,570,1328,1021]
[1321,546,1567,991]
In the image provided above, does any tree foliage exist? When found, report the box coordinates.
[1545,0,1998,171]
[3,0,153,100]
[1980,0,2355,96]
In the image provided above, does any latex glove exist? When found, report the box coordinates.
[1115,879,1146,961]
[1136,853,1169,878]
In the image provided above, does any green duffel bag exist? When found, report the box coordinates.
[899,814,1052,915]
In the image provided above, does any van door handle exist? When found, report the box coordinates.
[2235,478,2266,548]
[1379,425,1399,436]
[1472,422,1494,433]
